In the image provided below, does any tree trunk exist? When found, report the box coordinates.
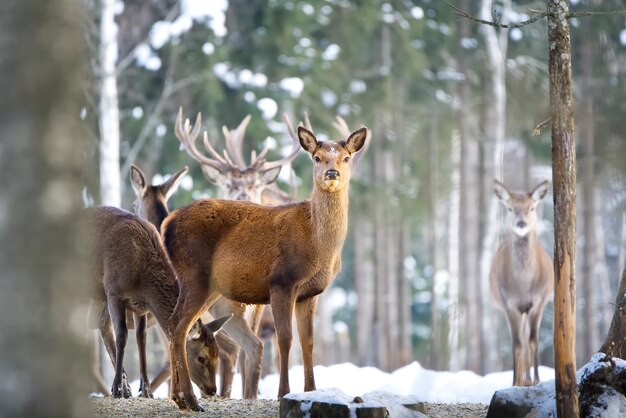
[447,133,462,371]
[548,1,579,416]
[599,268,626,358]
[579,15,600,364]
[478,0,508,374]
[427,106,446,370]
[355,213,375,366]
[0,0,90,415]
[99,0,121,206]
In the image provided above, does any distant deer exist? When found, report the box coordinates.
[490,179,554,386]
[86,205,231,398]
[173,108,302,399]
[162,124,368,411]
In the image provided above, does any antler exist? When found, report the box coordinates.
[332,115,370,167]
[246,113,302,172]
[175,107,231,171]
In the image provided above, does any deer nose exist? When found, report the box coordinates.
[516,221,527,229]
[325,169,340,180]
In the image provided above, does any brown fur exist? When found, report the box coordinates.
[86,204,229,399]
[489,179,554,387]
[163,126,367,410]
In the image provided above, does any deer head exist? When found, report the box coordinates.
[130,164,188,228]
[494,179,549,238]
[186,316,231,397]
[175,108,300,201]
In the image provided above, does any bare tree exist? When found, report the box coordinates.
[0,0,91,415]
[548,1,579,416]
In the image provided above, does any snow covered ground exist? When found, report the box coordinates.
[135,361,556,404]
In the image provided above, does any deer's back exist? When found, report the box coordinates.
[163,198,334,304]
[87,206,174,305]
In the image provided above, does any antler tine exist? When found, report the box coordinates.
[175,107,225,171]
[260,114,302,171]
[223,115,252,170]
[202,131,230,166]
[332,115,351,138]
[303,111,313,131]
[250,138,272,170]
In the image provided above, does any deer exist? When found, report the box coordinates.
[161,123,368,411]
[172,108,302,399]
[127,162,245,397]
[85,204,232,399]
[489,179,554,387]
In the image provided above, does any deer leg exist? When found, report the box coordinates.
[222,311,263,399]
[270,288,296,399]
[135,313,153,398]
[108,297,130,398]
[149,326,171,393]
[295,295,318,392]
[529,304,546,385]
[216,331,238,398]
[504,308,526,386]
[98,304,131,397]
[168,283,214,411]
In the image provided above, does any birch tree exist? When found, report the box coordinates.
[99,0,121,206]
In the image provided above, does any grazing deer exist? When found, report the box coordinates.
[490,179,554,386]
[162,124,368,411]
[86,205,231,398]
[174,108,303,399]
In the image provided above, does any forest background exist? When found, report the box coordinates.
[82,0,626,382]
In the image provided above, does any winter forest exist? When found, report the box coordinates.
[2,0,626,416]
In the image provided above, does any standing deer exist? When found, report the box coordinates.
[162,124,368,411]
[490,179,554,386]
[86,204,231,398]
[173,108,302,399]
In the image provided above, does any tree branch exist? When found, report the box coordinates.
[443,1,548,29]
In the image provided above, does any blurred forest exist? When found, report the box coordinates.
[81,0,626,382]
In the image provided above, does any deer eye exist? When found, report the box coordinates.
[343,156,350,163]
[197,356,206,365]
[314,156,321,163]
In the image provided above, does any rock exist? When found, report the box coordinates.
[279,388,426,418]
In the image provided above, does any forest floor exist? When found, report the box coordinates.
[90,396,489,417]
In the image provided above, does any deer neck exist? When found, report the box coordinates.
[506,230,539,272]
[309,186,349,250]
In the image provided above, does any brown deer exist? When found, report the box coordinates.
[86,205,231,398]
[162,124,368,411]
[173,108,303,399]
[489,179,554,386]
[128,163,246,398]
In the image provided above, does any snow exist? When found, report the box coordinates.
[125,357,626,415]
[134,360,555,404]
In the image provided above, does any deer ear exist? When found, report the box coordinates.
[259,166,282,186]
[188,320,203,340]
[494,179,510,205]
[130,164,146,197]
[161,166,188,200]
[531,180,549,202]
[206,314,233,334]
[345,127,368,154]
[298,126,318,154]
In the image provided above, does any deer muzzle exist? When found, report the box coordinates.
[325,169,340,180]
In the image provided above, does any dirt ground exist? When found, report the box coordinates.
[90,396,489,417]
